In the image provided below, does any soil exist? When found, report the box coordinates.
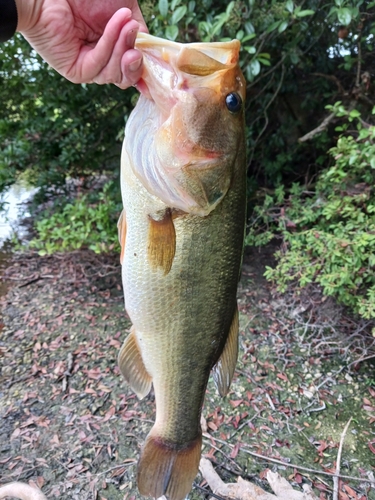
[1,246,375,500]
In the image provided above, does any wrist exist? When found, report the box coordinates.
[14,0,42,33]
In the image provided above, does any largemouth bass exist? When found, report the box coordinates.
[118,32,246,500]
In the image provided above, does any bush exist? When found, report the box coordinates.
[28,182,121,255]
[247,107,375,319]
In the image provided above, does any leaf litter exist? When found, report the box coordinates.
[0,245,374,500]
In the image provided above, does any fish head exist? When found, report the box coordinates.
[133,34,246,216]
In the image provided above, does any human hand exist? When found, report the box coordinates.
[15,0,148,88]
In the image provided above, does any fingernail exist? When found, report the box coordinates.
[129,58,142,72]
[126,27,139,48]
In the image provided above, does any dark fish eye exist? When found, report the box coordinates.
[225,92,242,113]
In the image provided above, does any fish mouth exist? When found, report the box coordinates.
[135,32,241,66]
[134,32,241,104]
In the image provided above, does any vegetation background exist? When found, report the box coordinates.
[0,0,374,319]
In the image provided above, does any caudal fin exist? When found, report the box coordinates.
[137,431,202,500]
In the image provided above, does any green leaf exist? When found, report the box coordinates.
[349,109,361,118]
[236,29,245,40]
[226,1,235,15]
[258,58,271,66]
[244,21,255,35]
[158,0,169,18]
[249,59,261,76]
[296,9,315,17]
[337,7,352,25]
[278,21,288,33]
[171,5,187,24]
[266,20,282,33]
[171,0,181,10]
[165,24,179,40]
[285,0,294,13]
[242,33,256,43]
[243,45,256,54]
[188,1,195,12]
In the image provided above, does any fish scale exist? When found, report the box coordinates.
[118,33,246,500]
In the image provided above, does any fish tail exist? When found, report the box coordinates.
[137,430,202,500]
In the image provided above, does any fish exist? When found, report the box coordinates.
[117,32,246,500]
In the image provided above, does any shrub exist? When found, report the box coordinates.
[28,182,121,255]
[247,107,375,319]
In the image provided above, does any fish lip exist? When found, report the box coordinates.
[135,32,241,65]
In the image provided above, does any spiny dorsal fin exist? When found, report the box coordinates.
[147,208,176,275]
[212,307,239,397]
[118,329,152,400]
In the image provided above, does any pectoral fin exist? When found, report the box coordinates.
[118,328,152,400]
[117,209,127,265]
[212,307,239,397]
[148,208,176,275]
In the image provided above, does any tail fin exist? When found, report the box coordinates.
[137,431,202,500]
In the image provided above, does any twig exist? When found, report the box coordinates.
[201,435,375,485]
[229,410,262,439]
[248,64,286,167]
[193,482,228,500]
[96,461,136,476]
[333,417,352,500]
[348,353,375,367]
[308,401,326,413]
[311,73,345,95]
[298,112,336,143]
[356,27,362,88]
[62,353,74,393]
[265,392,276,411]
[203,438,244,472]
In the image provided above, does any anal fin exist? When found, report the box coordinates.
[137,430,202,500]
[117,209,127,265]
[212,307,239,397]
[148,208,176,275]
[118,328,152,400]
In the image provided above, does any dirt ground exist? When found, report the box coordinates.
[1,246,375,500]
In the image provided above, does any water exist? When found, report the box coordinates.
[0,182,37,246]
[0,182,37,301]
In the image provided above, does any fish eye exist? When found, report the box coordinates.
[225,92,242,113]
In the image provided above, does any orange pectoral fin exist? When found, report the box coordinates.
[117,210,127,265]
[147,209,176,275]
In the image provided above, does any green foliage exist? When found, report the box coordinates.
[28,182,121,255]
[247,109,375,318]
[1,0,375,262]
[0,36,134,199]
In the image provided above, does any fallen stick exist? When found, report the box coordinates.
[0,482,48,500]
[200,457,319,500]
[333,417,352,500]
